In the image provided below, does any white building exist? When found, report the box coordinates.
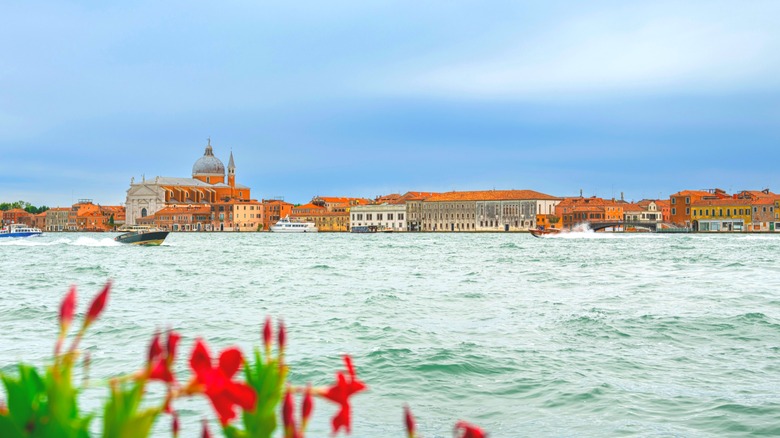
[350,203,408,231]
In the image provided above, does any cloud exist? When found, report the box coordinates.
[403,2,780,99]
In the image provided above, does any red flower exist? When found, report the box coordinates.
[84,281,111,328]
[172,412,180,437]
[59,285,77,333]
[148,330,180,383]
[454,421,487,438]
[321,355,367,435]
[189,338,257,426]
[404,405,416,438]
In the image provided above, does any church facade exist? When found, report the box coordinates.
[125,140,253,227]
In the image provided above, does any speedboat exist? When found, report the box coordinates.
[115,225,169,246]
[529,228,561,238]
[270,216,318,233]
[0,224,43,238]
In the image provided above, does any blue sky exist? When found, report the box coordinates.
[2,0,779,206]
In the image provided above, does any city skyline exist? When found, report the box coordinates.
[2,1,779,207]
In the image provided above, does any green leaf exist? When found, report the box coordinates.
[102,380,161,438]
[238,348,287,438]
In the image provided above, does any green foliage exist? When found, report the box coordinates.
[0,201,49,214]
[102,380,161,438]
[225,348,286,438]
[0,359,92,438]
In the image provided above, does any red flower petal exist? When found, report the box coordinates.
[302,385,314,423]
[283,390,295,430]
[167,331,181,362]
[277,320,287,351]
[227,382,257,410]
[190,339,213,377]
[218,348,243,378]
[148,332,163,365]
[454,421,487,438]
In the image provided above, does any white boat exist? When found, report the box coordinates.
[270,216,318,233]
[0,223,43,238]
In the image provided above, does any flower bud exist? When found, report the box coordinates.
[148,332,163,365]
[278,320,287,352]
[283,389,295,431]
[302,384,314,426]
[201,419,212,438]
[263,316,272,351]
[59,285,77,333]
[84,281,111,327]
[404,404,416,438]
[172,412,180,437]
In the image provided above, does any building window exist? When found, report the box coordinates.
[685,197,690,204]
[671,198,676,204]
[686,208,690,215]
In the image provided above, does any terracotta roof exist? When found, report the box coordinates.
[155,206,212,215]
[691,198,753,207]
[622,203,643,212]
[293,203,326,211]
[426,189,559,202]
[670,190,724,197]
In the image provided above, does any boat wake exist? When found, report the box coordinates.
[0,237,121,247]
[544,224,664,239]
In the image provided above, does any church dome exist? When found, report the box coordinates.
[192,140,225,176]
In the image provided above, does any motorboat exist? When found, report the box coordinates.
[115,225,169,246]
[270,216,318,233]
[0,224,43,238]
[529,228,561,238]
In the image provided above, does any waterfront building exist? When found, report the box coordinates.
[125,140,254,228]
[627,201,664,223]
[396,192,438,232]
[420,190,560,232]
[669,189,728,227]
[261,199,294,231]
[556,196,625,229]
[45,208,70,231]
[291,196,371,232]
[2,208,31,226]
[138,204,213,231]
[690,198,753,232]
[350,203,407,231]
[213,199,263,231]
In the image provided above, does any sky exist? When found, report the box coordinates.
[2,0,779,206]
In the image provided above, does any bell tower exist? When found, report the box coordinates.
[227,150,236,192]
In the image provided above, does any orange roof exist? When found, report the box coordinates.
[691,198,753,207]
[622,203,643,212]
[155,206,212,215]
[671,190,723,197]
[426,189,559,202]
[293,203,326,211]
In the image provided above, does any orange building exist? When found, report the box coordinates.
[213,199,263,231]
[555,197,625,229]
[262,199,294,231]
[139,204,213,231]
[669,189,728,227]
[2,208,31,226]
[291,196,369,232]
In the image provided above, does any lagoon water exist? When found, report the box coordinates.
[2,232,780,437]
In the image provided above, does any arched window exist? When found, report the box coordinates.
[141,208,148,217]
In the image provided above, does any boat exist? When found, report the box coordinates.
[270,216,318,233]
[114,225,169,246]
[351,225,377,233]
[0,224,43,238]
[529,228,561,238]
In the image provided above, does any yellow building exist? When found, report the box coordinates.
[690,198,752,232]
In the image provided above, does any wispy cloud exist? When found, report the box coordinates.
[404,2,780,99]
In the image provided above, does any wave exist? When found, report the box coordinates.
[0,236,121,247]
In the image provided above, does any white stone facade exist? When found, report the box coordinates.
[350,204,407,231]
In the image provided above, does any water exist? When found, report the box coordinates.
[2,232,780,437]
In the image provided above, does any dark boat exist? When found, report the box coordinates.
[529,228,561,238]
[115,226,169,246]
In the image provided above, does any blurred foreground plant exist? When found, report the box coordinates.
[0,282,486,437]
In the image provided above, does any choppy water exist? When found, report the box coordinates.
[2,232,780,437]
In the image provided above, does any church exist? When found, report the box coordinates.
[125,140,254,228]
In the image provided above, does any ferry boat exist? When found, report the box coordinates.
[0,224,43,238]
[270,216,318,233]
[115,225,169,246]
